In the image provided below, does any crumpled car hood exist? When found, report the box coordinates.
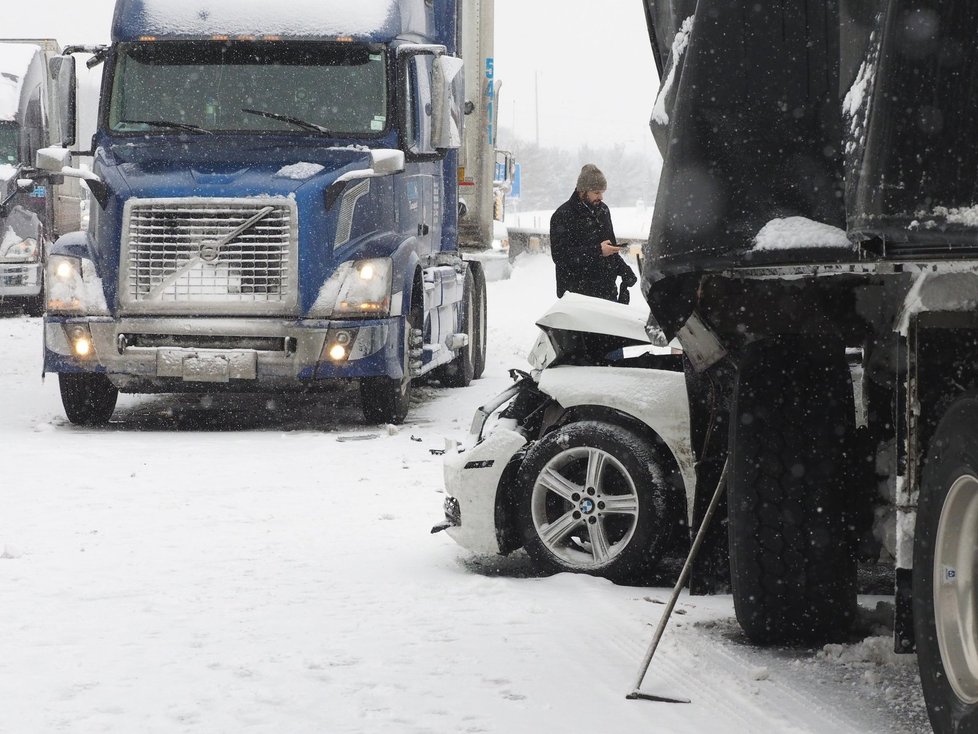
[534,292,653,344]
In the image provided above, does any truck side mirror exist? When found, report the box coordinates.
[36,146,72,172]
[431,55,464,150]
[48,55,77,147]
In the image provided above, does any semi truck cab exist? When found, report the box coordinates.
[38,0,493,425]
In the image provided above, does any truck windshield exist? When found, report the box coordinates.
[108,42,387,136]
[0,124,18,165]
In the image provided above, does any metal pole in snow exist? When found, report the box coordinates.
[626,456,730,703]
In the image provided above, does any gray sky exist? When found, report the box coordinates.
[4,0,661,152]
[494,0,660,152]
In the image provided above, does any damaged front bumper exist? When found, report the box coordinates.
[438,427,529,555]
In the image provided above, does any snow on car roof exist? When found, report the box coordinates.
[0,43,41,123]
[535,292,652,344]
[112,0,411,41]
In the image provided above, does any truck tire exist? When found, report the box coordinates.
[728,338,857,645]
[59,372,118,426]
[23,290,45,317]
[914,394,978,734]
[438,265,476,388]
[516,421,680,583]
[359,302,420,425]
[470,261,487,379]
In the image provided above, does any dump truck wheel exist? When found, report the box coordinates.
[728,337,857,645]
[914,394,978,734]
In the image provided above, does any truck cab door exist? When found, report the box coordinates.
[402,51,442,258]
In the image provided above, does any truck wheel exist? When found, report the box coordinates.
[359,302,420,425]
[23,290,45,317]
[59,373,118,426]
[914,394,978,734]
[516,421,679,583]
[470,262,487,379]
[728,338,857,645]
[438,266,476,388]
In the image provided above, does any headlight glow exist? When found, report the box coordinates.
[63,323,95,359]
[334,258,393,317]
[55,259,77,280]
[46,254,109,315]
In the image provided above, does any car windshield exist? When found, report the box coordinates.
[0,124,19,165]
[108,41,387,136]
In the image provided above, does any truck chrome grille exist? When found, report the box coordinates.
[120,198,298,314]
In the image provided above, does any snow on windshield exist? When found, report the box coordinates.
[136,0,399,37]
[651,15,694,127]
[0,43,39,122]
[752,216,851,251]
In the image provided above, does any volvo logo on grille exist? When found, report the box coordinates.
[198,205,275,263]
[199,242,221,262]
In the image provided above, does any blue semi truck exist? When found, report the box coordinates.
[35,0,497,425]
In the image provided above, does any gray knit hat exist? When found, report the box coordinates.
[576,163,607,193]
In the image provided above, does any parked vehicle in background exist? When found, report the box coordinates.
[0,39,81,316]
[36,0,503,426]
[644,2,978,731]
[436,293,693,582]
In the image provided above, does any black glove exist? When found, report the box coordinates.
[617,284,630,304]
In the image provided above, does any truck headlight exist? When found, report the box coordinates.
[46,254,109,315]
[310,257,393,318]
[0,236,39,262]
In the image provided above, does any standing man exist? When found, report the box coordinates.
[549,164,637,302]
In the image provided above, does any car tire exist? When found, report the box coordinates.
[914,394,978,734]
[360,301,420,425]
[59,372,118,426]
[516,421,679,583]
[728,337,857,645]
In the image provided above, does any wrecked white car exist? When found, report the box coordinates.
[435,293,695,582]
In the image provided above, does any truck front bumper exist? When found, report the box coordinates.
[44,315,400,387]
[0,261,42,298]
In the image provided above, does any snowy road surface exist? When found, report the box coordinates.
[0,255,930,733]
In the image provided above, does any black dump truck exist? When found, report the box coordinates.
[642,2,978,731]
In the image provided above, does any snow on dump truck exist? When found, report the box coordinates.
[643,2,978,732]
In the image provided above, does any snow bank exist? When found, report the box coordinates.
[752,216,851,251]
[0,43,40,122]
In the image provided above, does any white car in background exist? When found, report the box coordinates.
[435,293,694,582]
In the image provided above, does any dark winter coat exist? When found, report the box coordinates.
[549,190,637,302]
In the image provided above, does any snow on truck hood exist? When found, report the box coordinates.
[104,144,372,198]
[112,0,419,41]
[535,292,653,344]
